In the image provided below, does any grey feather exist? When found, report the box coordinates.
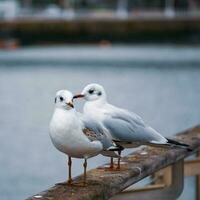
[103,109,167,145]
[106,108,145,128]
[82,116,120,154]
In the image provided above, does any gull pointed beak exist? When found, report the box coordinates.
[73,94,85,100]
[67,101,74,108]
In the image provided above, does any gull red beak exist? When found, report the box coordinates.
[73,94,85,100]
[67,102,74,108]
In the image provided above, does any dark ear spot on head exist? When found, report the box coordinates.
[98,91,102,96]
[54,97,57,103]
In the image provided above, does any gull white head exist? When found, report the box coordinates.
[54,90,74,110]
[73,83,106,102]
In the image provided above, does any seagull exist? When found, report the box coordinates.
[73,83,191,169]
[49,90,119,186]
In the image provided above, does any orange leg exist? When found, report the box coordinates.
[110,157,114,169]
[67,156,73,185]
[83,158,87,186]
[116,151,121,170]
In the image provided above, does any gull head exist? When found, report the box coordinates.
[54,90,74,110]
[73,83,106,102]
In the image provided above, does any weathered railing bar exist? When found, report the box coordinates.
[27,125,200,200]
[112,160,184,200]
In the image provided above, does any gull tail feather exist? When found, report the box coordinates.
[101,151,119,158]
[166,138,192,151]
[101,145,124,158]
[107,145,124,152]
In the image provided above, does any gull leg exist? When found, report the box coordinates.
[83,158,87,186]
[110,157,114,169]
[116,150,121,170]
[55,156,73,186]
[67,156,73,185]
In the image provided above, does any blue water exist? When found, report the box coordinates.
[0,45,200,200]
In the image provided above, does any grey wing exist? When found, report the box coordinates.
[103,109,167,145]
[82,116,120,152]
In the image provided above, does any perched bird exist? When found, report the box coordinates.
[49,90,119,186]
[73,83,191,169]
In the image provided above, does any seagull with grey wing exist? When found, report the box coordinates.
[73,83,191,169]
[49,90,120,186]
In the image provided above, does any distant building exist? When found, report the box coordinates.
[1,0,200,20]
[16,0,200,11]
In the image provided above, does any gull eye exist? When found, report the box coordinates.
[98,91,102,96]
[88,89,94,94]
[59,96,64,101]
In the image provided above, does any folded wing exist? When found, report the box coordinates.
[81,115,121,157]
[103,107,167,145]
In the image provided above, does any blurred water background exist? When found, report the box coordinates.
[0,45,200,200]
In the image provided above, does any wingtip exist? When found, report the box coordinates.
[166,138,193,151]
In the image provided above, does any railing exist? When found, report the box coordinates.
[27,125,200,200]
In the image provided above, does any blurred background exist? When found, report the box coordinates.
[0,0,200,200]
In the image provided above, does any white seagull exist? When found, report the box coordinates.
[49,90,119,185]
[73,83,191,169]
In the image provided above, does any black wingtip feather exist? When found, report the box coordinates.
[166,138,192,151]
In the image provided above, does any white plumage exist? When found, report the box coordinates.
[73,83,190,168]
[49,90,118,185]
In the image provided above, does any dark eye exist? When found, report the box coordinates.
[88,89,94,94]
[59,96,64,101]
[98,91,102,96]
